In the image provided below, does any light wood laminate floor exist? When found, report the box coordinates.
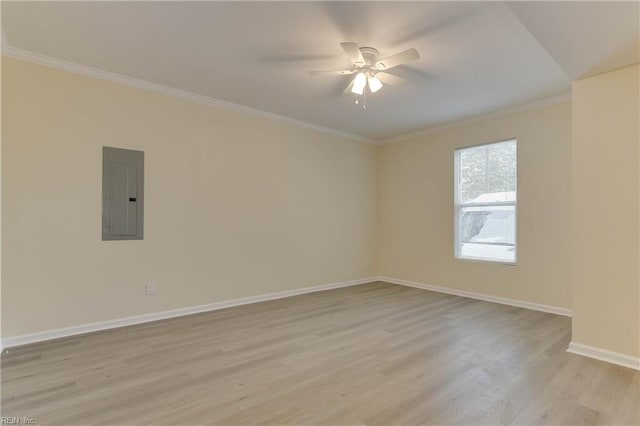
[2,282,639,425]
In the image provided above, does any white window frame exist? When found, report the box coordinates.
[454,139,517,265]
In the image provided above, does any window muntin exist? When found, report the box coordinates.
[455,140,517,263]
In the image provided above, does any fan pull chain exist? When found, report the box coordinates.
[354,92,367,109]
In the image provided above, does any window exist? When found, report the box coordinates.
[455,139,516,263]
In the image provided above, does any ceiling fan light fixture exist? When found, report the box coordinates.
[310,42,417,103]
[368,74,383,93]
[351,72,367,95]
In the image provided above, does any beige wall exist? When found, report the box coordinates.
[571,65,640,358]
[4,54,638,362]
[1,57,377,338]
[378,101,572,309]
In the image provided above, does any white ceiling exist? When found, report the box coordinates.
[507,1,639,80]
[2,1,638,141]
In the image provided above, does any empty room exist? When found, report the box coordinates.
[1,1,639,425]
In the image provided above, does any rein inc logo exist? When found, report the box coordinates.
[1,418,35,425]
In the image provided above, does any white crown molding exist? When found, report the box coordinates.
[382,92,572,145]
[1,277,378,350]
[567,342,640,371]
[0,42,377,145]
[379,276,572,317]
[1,31,573,147]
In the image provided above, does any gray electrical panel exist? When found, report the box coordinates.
[102,147,144,240]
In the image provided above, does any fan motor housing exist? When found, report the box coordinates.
[359,47,380,66]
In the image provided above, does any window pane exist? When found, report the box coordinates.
[459,205,515,262]
[459,141,516,204]
[460,205,515,244]
[460,241,515,262]
[487,142,516,194]
[459,147,486,203]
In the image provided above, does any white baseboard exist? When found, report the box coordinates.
[567,341,640,371]
[378,276,572,317]
[7,277,637,372]
[1,277,378,350]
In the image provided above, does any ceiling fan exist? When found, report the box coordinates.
[310,42,420,97]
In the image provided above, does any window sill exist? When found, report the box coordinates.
[455,256,517,266]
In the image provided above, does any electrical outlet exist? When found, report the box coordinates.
[145,282,157,295]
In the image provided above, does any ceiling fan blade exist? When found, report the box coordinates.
[309,69,355,76]
[340,42,366,66]
[375,48,420,70]
[376,72,407,86]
